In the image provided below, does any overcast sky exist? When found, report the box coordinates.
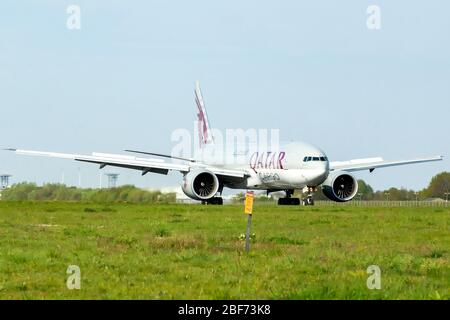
[0,0,448,191]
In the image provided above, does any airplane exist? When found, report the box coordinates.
[3,82,443,205]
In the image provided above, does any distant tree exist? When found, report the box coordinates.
[372,187,417,201]
[423,172,450,199]
[1,182,37,200]
[387,187,413,201]
[357,180,374,200]
[232,192,246,203]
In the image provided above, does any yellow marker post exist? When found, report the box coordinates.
[244,191,254,253]
[245,191,254,215]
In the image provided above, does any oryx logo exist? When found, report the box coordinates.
[195,82,213,147]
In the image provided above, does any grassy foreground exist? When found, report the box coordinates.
[0,202,448,300]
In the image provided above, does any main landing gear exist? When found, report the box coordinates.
[277,189,301,205]
[277,187,317,206]
[202,197,223,205]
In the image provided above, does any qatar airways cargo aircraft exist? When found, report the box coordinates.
[4,82,443,205]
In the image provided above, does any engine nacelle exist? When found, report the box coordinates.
[182,169,219,200]
[322,171,358,202]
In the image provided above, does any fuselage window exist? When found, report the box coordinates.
[313,157,320,161]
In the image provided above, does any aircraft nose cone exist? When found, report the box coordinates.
[318,167,329,184]
[305,167,329,186]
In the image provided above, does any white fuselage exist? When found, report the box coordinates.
[197,141,330,190]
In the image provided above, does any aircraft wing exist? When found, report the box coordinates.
[4,148,248,178]
[330,156,443,173]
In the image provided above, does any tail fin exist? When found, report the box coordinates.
[195,81,214,148]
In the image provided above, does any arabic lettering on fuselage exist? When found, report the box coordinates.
[249,151,286,170]
[258,172,280,183]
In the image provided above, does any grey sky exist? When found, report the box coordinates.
[0,0,448,191]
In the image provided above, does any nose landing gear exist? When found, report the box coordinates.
[303,196,315,206]
[302,186,316,206]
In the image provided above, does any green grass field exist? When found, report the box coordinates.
[0,202,448,300]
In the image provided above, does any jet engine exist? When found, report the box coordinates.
[322,171,358,202]
[182,169,219,200]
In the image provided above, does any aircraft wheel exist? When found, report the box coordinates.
[206,197,223,205]
[278,198,300,205]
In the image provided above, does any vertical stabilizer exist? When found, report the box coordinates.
[195,81,214,148]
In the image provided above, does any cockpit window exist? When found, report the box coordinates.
[304,156,328,162]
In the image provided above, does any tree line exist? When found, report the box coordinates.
[356,171,449,201]
[0,183,176,203]
[1,172,448,203]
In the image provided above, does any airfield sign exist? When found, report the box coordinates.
[244,191,254,253]
[244,191,254,215]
